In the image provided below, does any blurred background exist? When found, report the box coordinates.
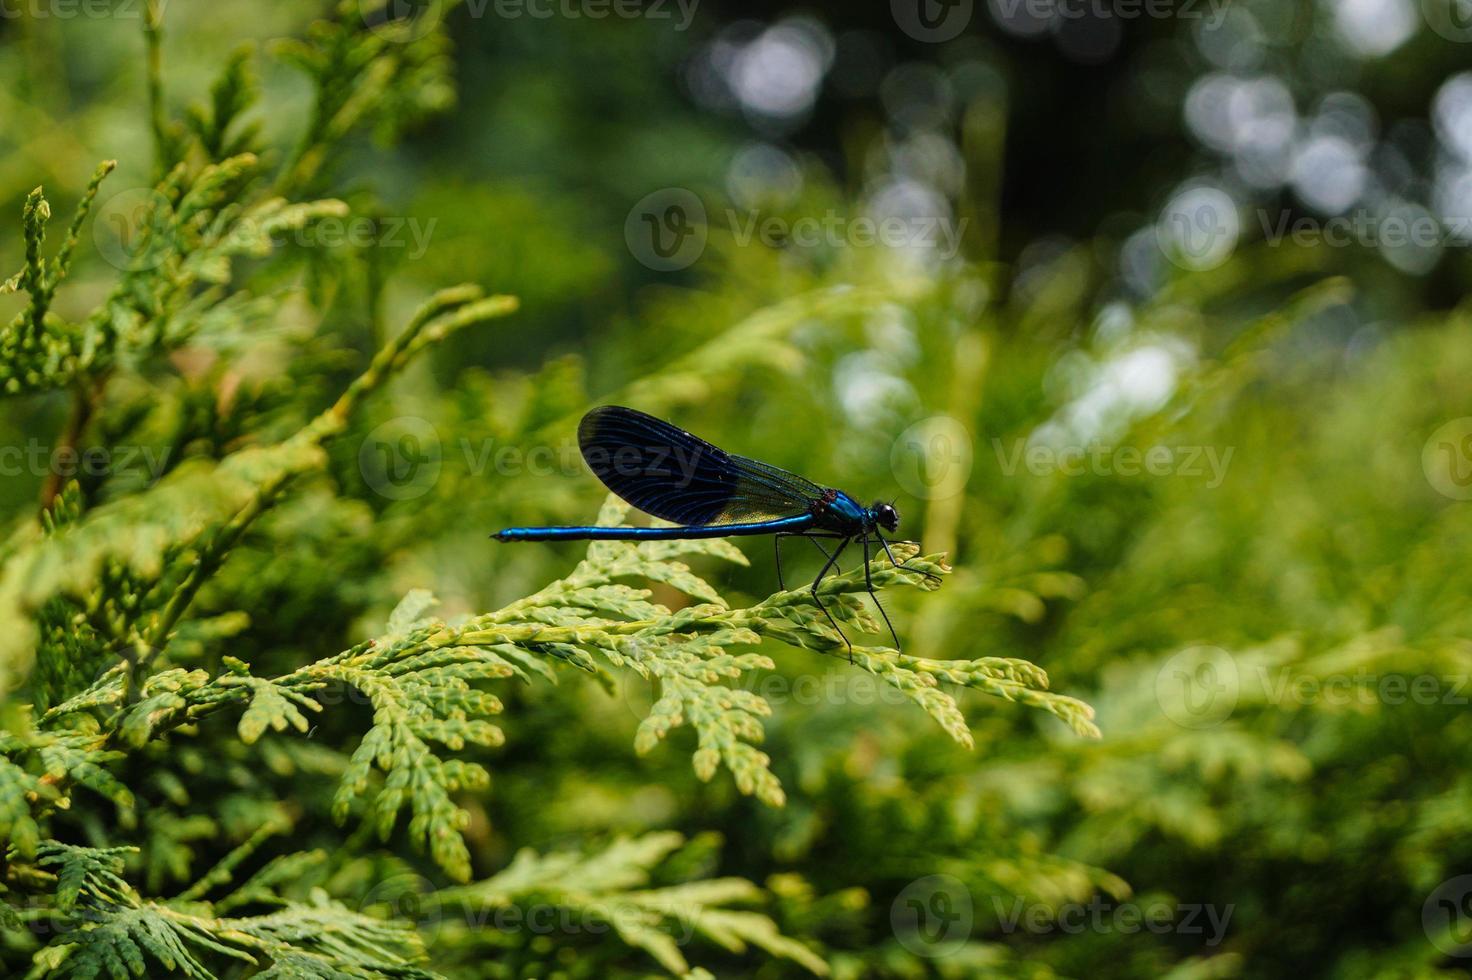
[3,0,1472,975]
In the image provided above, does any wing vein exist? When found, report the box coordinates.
[576,406,821,527]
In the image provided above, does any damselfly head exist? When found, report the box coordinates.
[872,501,900,532]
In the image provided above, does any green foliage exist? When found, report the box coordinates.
[16,1,1467,978]
[272,0,461,192]
[0,8,1095,976]
[25,841,432,979]
[0,162,115,394]
[427,832,830,977]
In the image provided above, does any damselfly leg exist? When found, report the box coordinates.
[876,533,943,585]
[861,533,902,651]
[774,532,843,592]
[807,536,852,660]
[786,533,918,656]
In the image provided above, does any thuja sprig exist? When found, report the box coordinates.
[21,841,434,979]
[0,162,117,386]
[26,497,1095,883]
[423,502,1096,816]
[272,0,463,197]
[424,832,829,976]
[0,153,352,400]
[0,284,518,705]
[17,829,826,977]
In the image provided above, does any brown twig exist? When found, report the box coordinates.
[39,378,103,514]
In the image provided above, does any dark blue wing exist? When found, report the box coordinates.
[578,406,823,527]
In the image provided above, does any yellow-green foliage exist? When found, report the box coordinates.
[0,6,1095,978]
[6,3,1469,979]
